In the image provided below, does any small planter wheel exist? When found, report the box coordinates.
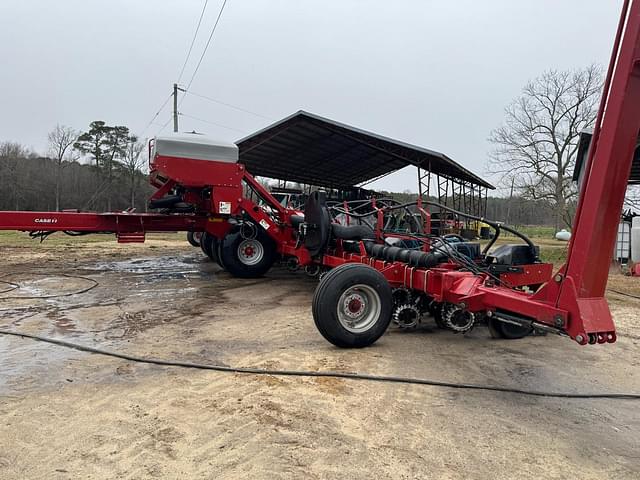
[488,317,532,339]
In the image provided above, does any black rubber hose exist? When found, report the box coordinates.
[1,329,639,400]
[608,289,640,300]
[329,199,421,234]
[0,273,98,300]
[422,200,536,255]
[481,225,501,256]
[330,200,537,257]
[148,195,182,209]
[0,280,20,294]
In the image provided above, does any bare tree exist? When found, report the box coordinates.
[489,65,603,230]
[0,142,34,210]
[121,135,146,208]
[48,124,79,211]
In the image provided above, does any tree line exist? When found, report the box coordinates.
[0,121,150,212]
[2,63,637,223]
[1,130,565,226]
[384,189,564,227]
[0,126,581,227]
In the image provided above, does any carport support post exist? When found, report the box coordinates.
[417,164,431,200]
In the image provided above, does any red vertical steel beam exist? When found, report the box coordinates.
[562,0,640,299]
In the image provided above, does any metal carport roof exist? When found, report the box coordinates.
[236,111,494,190]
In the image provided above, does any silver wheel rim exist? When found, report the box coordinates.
[237,239,264,266]
[337,284,381,333]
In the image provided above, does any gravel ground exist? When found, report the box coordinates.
[0,236,639,479]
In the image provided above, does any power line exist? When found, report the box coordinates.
[179,112,246,134]
[140,0,211,138]
[140,94,173,138]
[183,89,274,120]
[177,0,210,83]
[183,0,229,94]
[143,0,230,139]
[154,116,173,137]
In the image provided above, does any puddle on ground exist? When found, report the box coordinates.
[0,252,221,395]
[0,275,94,299]
[83,255,215,282]
[0,335,84,394]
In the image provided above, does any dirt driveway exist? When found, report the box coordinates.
[0,235,639,479]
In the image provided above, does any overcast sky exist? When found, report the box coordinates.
[0,0,622,193]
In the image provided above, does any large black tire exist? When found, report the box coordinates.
[198,231,217,261]
[187,231,202,247]
[215,237,226,270]
[210,237,221,266]
[218,228,276,278]
[487,317,532,339]
[312,264,393,348]
[200,232,213,258]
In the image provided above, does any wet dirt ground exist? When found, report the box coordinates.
[0,234,639,479]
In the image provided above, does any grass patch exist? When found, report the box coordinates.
[0,230,112,247]
[0,231,181,247]
[538,244,568,264]
[0,228,568,268]
[501,225,557,239]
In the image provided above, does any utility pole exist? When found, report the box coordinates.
[173,83,179,133]
[505,176,515,225]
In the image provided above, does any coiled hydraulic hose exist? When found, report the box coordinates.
[329,198,538,259]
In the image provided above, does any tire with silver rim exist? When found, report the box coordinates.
[337,284,382,333]
[313,264,393,348]
[237,238,264,266]
[218,228,276,278]
[187,231,202,247]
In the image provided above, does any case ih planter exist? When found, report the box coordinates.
[2,0,640,349]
